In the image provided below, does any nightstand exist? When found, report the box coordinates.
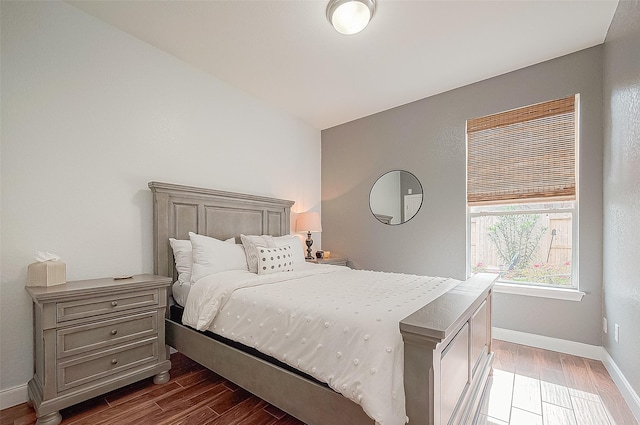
[25,274,172,425]
[306,257,349,267]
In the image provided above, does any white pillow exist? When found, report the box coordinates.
[257,245,294,275]
[169,238,192,285]
[169,237,237,285]
[189,232,248,283]
[273,235,306,266]
[240,234,276,274]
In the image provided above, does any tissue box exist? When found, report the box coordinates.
[27,261,66,287]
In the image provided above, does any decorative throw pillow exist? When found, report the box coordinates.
[169,238,192,285]
[257,245,294,275]
[240,234,276,273]
[189,232,248,283]
[273,235,306,266]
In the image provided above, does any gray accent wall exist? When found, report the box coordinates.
[322,47,604,345]
[603,0,640,397]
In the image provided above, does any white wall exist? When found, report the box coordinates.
[603,0,640,399]
[0,1,320,400]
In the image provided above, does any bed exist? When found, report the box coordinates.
[149,181,496,425]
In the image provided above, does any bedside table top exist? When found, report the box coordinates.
[306,257,349,266]
[26,273,172,301]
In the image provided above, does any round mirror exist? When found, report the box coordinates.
[369,170,423,225]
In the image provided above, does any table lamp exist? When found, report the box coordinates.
[296,212,322,259]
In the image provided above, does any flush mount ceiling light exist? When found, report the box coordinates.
[326,0,376,35]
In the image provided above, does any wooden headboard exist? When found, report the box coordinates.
[149,181,294,282]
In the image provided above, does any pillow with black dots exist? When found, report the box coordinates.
[257,245,294,275]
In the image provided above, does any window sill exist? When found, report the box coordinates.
[493,282,585,301]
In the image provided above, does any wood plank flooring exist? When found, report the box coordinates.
[478,340,638,425]
[0,352,303,425]
[2,340,637,425]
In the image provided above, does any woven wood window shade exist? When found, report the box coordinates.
[467,95,577,205]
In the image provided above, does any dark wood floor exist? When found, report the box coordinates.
[2,340,637,425]
[0,352,303,425]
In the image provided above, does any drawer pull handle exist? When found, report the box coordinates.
[110,329,118,336]
[111,301,118,307]
[111,359,118,365]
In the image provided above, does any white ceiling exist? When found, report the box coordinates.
[69,0,618,130]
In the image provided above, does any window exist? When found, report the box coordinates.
[467,95,579,289]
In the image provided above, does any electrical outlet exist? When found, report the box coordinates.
[603,317,608,334]
[615,323,620,342]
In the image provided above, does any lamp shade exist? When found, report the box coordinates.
[296,212,322,233]
[326,0,375,35]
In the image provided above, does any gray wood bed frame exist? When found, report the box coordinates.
[149,181,496,425]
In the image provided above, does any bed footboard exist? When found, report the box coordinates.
[400,273,496,425]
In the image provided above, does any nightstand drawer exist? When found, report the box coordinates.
[57,311,158,358]
[57,338,158,392]
[57,290,159,323]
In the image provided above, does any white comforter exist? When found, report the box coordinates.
[182,264,460,425]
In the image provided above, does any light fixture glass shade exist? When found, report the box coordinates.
[327,0,375,35]
[296,212,322,233]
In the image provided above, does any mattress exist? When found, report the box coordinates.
[182,265,459,425]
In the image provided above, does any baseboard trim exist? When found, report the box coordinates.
[493,327,640,423]
[492,327,603,360]
[0,383,28,410]
[602,349,640,423]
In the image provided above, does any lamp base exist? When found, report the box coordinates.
[305,231,314,259]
